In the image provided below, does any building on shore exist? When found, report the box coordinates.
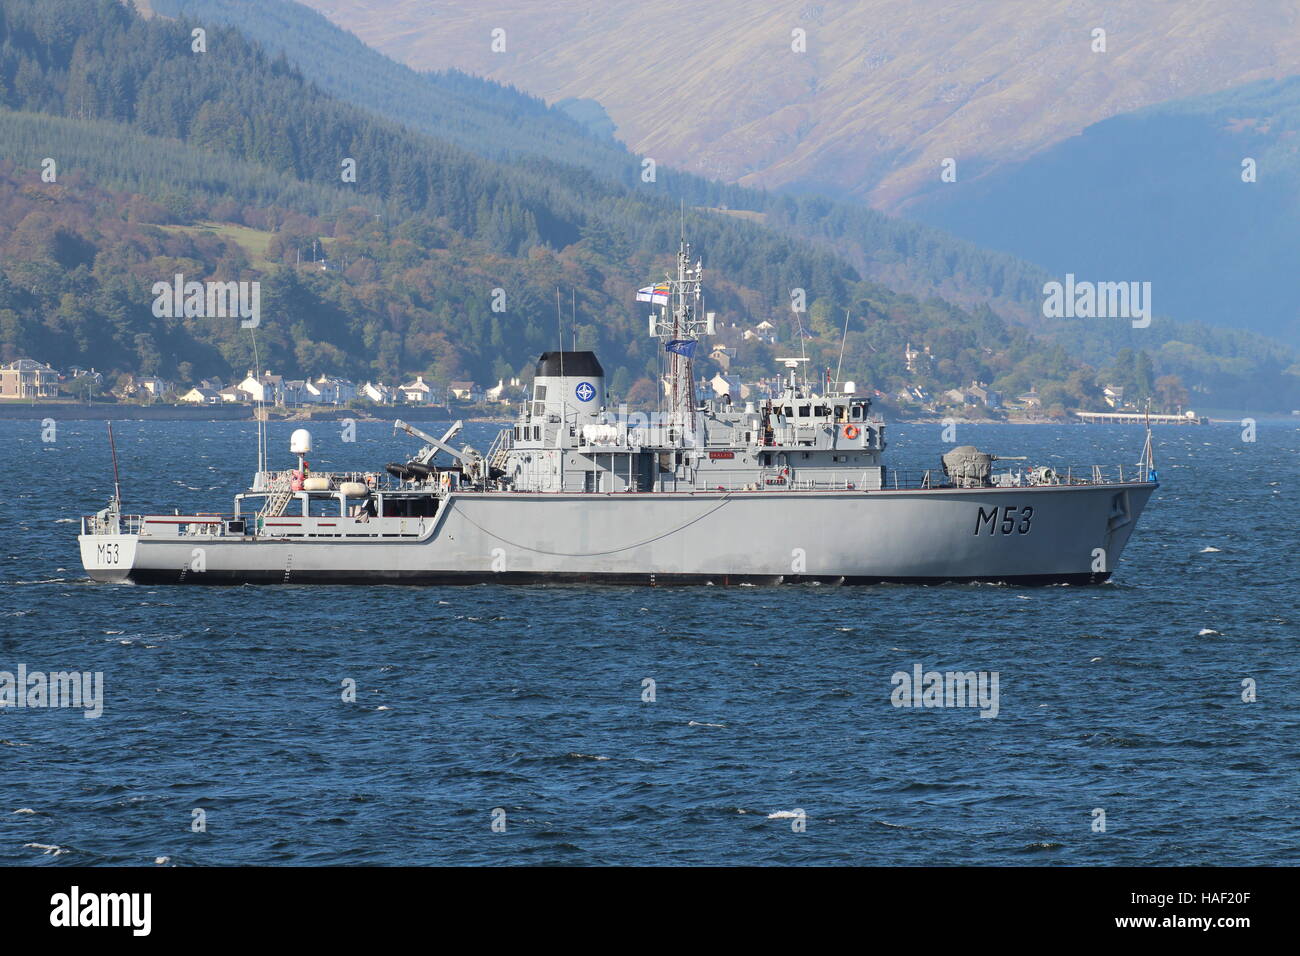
[448,381,481,403]
[237,370,284,404]
[399,375,434,404]
[180,386,222,405]
[307,374,357,405]
[0,359,59,399]
[361,381,399,404]
[485,378,523,404]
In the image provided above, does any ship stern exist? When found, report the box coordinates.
[78,512,139,583]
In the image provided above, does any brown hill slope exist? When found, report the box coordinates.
[301,0,1300,209]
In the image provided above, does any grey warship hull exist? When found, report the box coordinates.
[80,481,1155,586]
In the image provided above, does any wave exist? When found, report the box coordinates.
[24,843,68,856]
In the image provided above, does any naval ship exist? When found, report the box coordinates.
[79,242,1157,586]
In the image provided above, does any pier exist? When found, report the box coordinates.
[1073,411,1207,425]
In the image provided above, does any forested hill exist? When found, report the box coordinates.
[151,0,646,186]
[147,0,1057,324]
[0,0,1296,411]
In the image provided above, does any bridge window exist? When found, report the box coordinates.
[381,497,438,518]
[307,496,337,517]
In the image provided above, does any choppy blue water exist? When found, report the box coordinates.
[1,418,1296,865]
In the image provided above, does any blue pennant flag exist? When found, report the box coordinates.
[664,339,697,358]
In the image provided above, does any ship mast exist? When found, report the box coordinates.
[649,239,711,446]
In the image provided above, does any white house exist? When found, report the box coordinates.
[237,370,284,403]
[361,381,397,404]
[180,387,221,405]
[123,376,172,399]
[485,377,523,404]
[708,371,749,401]
[307,374,357,405]
[448,381,480,403]
[400,375,434,404]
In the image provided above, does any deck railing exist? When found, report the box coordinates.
[881,463,1150,490]
[82,513,145,535]
[252,469,400,494]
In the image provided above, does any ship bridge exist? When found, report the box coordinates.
[487,349,887,494]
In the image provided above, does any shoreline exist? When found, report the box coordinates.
[0,403,1279,424]
[0,403,487,422]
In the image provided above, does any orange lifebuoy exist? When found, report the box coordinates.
[843,424,860,439]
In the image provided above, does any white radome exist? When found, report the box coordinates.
[290,428,313,454]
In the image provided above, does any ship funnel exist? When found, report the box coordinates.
[532,351,605,422]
